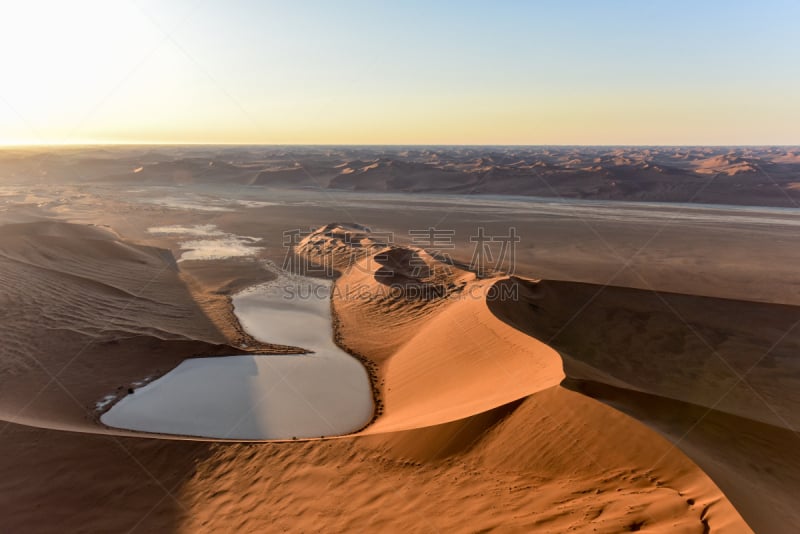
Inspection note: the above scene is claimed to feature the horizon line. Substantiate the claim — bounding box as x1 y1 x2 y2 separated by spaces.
2 142 799 149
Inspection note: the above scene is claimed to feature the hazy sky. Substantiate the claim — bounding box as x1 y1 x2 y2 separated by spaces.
1 0 799 145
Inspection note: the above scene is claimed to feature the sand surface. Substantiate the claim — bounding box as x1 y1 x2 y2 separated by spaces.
1 167 797 532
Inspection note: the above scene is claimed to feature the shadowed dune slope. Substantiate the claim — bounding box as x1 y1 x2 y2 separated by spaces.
488 277 800 428
487 276 800 533
568 379 800 534
0 221 243 432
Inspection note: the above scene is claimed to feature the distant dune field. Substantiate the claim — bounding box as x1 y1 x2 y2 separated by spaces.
2 145 800 207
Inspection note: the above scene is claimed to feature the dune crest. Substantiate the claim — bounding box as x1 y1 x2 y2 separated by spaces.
293 223 564 431
286 222 752 531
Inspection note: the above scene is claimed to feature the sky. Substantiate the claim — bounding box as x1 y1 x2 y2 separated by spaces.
1 0 799 146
